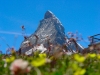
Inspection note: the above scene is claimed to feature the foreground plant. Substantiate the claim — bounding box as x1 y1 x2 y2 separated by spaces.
1 52 100 75
10 59 31 75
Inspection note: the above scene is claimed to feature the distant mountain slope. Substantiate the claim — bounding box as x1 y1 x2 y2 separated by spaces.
20 10 84 54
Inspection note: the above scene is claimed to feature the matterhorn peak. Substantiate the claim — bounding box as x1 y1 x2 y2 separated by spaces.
20 10 83 54
44 10 55 19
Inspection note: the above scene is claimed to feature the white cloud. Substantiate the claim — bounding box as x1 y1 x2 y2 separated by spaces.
0 31 30 36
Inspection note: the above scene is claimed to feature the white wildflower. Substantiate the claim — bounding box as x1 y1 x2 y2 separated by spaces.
10 59 31 75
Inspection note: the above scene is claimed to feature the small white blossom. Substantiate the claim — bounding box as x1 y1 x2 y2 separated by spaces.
3 59 7 68
10 59 31 75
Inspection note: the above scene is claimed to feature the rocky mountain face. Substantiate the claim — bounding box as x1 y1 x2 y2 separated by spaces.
21 10 66 46
20 10 84 54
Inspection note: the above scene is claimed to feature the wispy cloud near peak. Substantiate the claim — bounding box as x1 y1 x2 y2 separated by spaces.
0 31 30 36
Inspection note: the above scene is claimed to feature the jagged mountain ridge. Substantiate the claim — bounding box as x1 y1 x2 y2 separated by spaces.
20 10 83 54
22 10 66 46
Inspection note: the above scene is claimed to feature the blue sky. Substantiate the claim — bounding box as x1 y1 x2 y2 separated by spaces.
0 0 100 53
